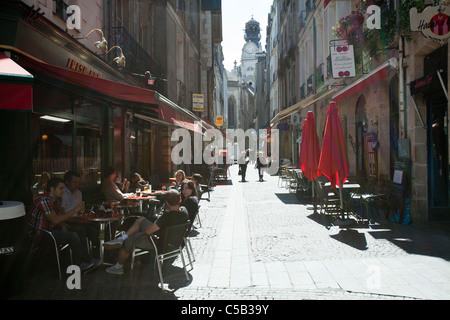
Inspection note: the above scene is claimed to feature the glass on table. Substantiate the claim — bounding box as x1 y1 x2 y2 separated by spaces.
136 188 141 196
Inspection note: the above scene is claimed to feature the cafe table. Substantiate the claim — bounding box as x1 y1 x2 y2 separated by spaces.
125 193 156 213
323 182 361 220
79 212 124 271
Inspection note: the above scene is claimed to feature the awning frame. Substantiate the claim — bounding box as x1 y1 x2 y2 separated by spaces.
332 57 398 103
270 88 337 126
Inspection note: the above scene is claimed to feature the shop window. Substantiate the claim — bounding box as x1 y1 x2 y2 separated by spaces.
31 114 73 196
77 124 102 188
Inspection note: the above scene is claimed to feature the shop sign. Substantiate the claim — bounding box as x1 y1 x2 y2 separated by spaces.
410 5 450 43
330 45 356 79
67 58 101 78
216 116 223 127
193 93 204 112
410 73 436 95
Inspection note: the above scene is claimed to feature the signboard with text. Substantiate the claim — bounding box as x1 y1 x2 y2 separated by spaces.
330 45 356 79
410 5 450 44
193 94 204 112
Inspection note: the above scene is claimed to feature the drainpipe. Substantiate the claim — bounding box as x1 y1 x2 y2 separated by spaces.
398 37 406 139
397 0 406 140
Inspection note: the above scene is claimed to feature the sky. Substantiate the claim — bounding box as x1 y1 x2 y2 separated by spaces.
221 0 274 71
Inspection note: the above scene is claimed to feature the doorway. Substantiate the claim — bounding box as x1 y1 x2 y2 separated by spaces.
427 97 449 221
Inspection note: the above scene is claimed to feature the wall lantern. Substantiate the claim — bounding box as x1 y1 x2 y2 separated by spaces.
77 28 108 53
77 29 126 68
107 46 126 67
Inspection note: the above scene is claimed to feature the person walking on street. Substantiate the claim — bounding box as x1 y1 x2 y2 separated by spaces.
239 150 249 182
256 153 266 182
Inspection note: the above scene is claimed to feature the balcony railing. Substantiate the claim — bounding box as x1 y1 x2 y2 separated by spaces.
307 74 314 94
300 83 306 100
315 63 324 87
327 55 332 79
110 27 162 79
53 0 71 22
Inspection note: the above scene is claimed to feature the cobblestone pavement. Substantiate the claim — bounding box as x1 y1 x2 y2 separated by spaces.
10 164 450 301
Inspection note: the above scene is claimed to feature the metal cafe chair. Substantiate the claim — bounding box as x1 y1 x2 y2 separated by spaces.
130 222 190 291
278 166 288 188
30 228 73 280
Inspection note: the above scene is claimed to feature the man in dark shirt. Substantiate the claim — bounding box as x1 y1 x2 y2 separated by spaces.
104 189 188 275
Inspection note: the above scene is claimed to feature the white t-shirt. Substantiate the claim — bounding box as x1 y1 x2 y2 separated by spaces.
61 186 83 216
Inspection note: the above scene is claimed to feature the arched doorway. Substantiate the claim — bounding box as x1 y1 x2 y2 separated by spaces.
355 95 367 178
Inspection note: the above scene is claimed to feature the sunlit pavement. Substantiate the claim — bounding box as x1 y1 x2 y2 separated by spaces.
11 165 450 300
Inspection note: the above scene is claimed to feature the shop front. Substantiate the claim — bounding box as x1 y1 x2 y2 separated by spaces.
409 45 449 221
0 0 213 204
331 58 398 186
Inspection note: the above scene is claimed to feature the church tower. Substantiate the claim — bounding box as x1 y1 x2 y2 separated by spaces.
240 16 263 86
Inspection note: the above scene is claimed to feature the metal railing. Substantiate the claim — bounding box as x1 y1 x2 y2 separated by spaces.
110 26 162 78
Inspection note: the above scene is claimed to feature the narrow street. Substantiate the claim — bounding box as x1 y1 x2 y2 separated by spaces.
14 164 450 300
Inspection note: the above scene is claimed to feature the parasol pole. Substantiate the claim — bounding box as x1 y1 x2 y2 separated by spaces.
312 178 317 214
337 172 344 220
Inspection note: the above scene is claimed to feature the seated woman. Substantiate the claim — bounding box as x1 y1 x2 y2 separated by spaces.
33 171 51 197
171 169 186 191
128 173 147 193
180 179 199 231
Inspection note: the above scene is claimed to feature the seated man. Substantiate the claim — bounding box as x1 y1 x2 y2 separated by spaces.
101 166 126 202
62 171 100 261
28 177 94 271
104 189 189 275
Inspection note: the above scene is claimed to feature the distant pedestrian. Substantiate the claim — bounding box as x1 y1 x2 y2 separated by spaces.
238 150 250 182
255 152 267 182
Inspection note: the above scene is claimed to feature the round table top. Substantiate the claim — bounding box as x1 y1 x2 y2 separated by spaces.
125 195 156 200
80 213 124 222
0 201 26 220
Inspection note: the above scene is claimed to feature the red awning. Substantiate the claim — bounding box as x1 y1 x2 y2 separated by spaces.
332 58 397 103
0 52 33 111
157 94 202 133
18 55 158 105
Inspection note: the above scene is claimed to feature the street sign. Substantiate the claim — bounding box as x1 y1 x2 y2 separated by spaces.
193 94 204 112
216 116 223 127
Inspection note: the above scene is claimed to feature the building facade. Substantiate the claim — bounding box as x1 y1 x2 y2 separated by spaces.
267 0 449 223
0 0 224 206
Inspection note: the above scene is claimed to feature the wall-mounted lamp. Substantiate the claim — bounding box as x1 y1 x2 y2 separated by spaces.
77 29 108 53
107 46 126 67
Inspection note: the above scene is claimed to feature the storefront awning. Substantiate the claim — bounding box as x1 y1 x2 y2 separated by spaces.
16 53 206 133
18 54 158 106
156 93 203 133
270 88 337 126
0 52 33 111
332 57 398 103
